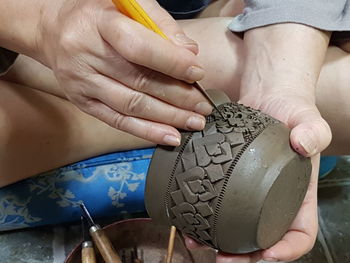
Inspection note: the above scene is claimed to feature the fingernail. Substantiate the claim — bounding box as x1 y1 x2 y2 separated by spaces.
264 258 279 262
186 66 205 82
186 116 206 130
175 33 198 47
194 101 213 115
163 135 181 146
299 131 317 156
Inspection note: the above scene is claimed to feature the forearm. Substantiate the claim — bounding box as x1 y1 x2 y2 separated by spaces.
0 0 46 57
240 23 331 104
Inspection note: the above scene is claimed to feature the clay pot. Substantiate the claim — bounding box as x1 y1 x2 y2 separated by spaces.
145 93 311 254
64 218 216 263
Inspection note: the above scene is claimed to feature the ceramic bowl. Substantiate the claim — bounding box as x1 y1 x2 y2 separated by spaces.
145 101 311 254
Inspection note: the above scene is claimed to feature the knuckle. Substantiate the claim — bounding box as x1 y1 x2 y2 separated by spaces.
125 38 147 63
143 124 154 142
155 16 174 31
59 29 80 52
55 59 86 81
167 109 183 127
111 18 128 42
164 49 193 78
111 112 126 130
123 91 146 116
133 69 155 92
111 20 144 61
76 96 96 114
181 90 197 108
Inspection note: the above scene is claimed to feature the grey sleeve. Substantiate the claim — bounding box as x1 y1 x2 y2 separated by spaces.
229 0 350 32
0 48 18 76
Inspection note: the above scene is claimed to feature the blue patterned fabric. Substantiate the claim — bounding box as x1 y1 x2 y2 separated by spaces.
0 148 155 231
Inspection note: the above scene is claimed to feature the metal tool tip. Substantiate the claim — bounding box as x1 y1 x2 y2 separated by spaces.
79 202 95 227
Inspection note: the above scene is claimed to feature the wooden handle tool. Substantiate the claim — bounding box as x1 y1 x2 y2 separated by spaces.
165 226 177 263
82 241 97 263
133 246 143 263
80 203 122 263
81 216 97 263
89 225 122 263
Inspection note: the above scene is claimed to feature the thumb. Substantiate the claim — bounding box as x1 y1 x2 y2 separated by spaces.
289 109 332 157
137 0 199 54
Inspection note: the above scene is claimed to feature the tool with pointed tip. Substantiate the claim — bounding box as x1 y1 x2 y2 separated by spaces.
133 246 142 263
80 203 122 263
81 216 97 263
165 225 177 263
112 0 227 120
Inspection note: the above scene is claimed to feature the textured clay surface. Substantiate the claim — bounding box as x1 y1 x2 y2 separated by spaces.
146 102 311 254
167 103 276 248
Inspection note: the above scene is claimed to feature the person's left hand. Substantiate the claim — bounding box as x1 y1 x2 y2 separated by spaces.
185 23 332 262
185 93 322 262
185 155 319 263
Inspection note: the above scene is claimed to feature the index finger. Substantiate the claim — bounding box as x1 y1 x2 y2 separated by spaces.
97 11 204 83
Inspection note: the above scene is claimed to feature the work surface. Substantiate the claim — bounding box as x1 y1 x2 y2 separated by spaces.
0 157 349 263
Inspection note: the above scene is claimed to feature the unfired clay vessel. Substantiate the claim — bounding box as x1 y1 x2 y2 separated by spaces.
145 91 311 254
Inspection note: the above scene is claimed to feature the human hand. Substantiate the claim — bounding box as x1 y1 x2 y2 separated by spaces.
184 84 324 262
229 23 331 262
185 156 319 263
36 0 213 146
240 23 332 157
185 23 331 262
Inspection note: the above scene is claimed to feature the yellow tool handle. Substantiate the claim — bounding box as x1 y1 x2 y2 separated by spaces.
112 0 168 39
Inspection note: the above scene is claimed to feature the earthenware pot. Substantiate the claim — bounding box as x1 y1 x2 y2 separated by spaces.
145 91 311 254
64 218 216 263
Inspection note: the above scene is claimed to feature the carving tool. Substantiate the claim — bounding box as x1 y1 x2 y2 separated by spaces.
80 203 122 263
165 225 177 263
111 0 227 120
133 246 142 263
81 216 97 263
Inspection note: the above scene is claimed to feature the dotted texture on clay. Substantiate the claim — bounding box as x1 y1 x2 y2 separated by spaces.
164 103 278 248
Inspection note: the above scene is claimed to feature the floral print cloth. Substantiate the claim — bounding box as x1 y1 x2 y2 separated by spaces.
0 148 155 231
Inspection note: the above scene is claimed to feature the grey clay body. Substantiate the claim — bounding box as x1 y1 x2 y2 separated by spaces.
146 100 311 254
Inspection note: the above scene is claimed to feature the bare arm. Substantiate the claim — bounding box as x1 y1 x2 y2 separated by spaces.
0 0 44 58
241 24 332 157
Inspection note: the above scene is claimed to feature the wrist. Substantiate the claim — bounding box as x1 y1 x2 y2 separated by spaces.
34 0 64 66
0 0 48 58
240 23 330 102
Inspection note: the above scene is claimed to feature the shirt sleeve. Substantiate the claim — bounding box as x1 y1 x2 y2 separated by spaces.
229 0 350 32
0 48 18 76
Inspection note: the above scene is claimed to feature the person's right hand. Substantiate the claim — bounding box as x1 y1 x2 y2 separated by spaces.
35 0 213 146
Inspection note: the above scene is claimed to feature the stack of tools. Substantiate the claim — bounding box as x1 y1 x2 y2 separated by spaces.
81 216 96 263
65 216 217 263
79 203 181 263
80 203 144 263
121 247 143 263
